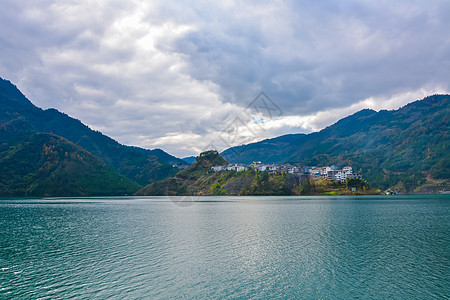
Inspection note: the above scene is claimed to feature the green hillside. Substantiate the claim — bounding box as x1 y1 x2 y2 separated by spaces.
222 95 450 193
135 150 377 196
136 150 228 195
0 133 141 196
0 77 183 186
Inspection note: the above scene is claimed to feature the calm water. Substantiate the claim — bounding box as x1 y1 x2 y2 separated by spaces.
0 195 449 299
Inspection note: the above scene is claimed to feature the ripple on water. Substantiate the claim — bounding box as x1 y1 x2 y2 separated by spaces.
0 196 449 299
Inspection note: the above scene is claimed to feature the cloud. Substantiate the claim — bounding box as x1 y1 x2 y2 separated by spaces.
174 0 450 111
0 0 449 157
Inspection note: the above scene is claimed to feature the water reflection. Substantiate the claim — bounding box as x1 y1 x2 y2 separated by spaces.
0 196 448 299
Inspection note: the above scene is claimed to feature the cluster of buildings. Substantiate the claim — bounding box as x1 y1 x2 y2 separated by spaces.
211 162 361 183
211 161 304 173
211 164 249 172
308 166 356 182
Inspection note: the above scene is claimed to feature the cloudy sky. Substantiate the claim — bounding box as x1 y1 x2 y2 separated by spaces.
1 0 449 157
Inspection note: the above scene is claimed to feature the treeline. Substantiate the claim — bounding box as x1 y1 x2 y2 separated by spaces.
297 177 375 196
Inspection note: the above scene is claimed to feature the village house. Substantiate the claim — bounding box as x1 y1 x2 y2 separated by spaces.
210 162 362 183
212 164 248 172
226 164 248 172
211 165 225 172
251 161 267 171
325 166 360 182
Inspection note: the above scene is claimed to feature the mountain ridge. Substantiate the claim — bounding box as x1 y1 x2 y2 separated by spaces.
0 77 184 187
1 77 448 195
222 95 449 192
0 132 140 196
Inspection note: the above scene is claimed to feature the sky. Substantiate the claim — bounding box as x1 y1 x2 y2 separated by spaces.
1 0 449 158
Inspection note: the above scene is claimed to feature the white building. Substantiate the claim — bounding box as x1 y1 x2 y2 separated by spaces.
343 166 352 175
211 165 225 172
309 167 320 175
251 161 267 171
267 164 278 171
326 166 356 182
226 164 248 172
211 164 249 172
258 165 267 171
320 166 332 175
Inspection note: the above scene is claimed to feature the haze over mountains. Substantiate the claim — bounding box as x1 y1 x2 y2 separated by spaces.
0 77 448 196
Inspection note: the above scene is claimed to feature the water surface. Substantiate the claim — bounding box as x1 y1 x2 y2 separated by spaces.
1 195 449 299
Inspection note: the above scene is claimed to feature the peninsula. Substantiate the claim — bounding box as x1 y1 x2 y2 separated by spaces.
135 150 380 196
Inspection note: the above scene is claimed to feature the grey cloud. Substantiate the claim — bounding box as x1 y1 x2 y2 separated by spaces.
172 0 450 114
1 0 449 157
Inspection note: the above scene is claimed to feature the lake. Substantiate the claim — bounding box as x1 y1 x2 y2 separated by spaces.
1 195 449 299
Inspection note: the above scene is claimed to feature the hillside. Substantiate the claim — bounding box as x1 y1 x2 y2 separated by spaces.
135 151 377 196
136 150 228 195
0 133 140 196
222 95 450 193
0 77 184 186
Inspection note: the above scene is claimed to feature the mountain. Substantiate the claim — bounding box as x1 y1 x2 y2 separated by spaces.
222 95 449 193
0 77 184 187
136 150 229 195
182 156 197 165
0 132 140 196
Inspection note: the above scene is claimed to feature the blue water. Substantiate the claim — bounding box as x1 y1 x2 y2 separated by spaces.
0 195 449 299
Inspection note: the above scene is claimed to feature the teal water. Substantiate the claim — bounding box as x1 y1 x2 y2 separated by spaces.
0 195 449 299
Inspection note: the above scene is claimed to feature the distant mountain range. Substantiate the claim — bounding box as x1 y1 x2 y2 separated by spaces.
222 95 449 192
0 77 184 196
181 156 197 165
1 76 448 196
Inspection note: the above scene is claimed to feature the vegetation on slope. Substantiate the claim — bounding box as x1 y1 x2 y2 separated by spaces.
136 151 377 196
136 150 227 195
0 77 182 186
0 133 141 196
296 178 375 196
222 95 450 193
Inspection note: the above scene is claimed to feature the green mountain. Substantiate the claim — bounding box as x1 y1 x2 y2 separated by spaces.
181 156 196 165
0 77 184 187
136 150 228 195
222 95 450 193
0 132 140 196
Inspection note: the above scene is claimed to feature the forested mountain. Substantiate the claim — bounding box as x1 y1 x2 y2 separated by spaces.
0 133 140 196
222 95 449 192
2 76 448 195
181 156 196 165
0 77 184 195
